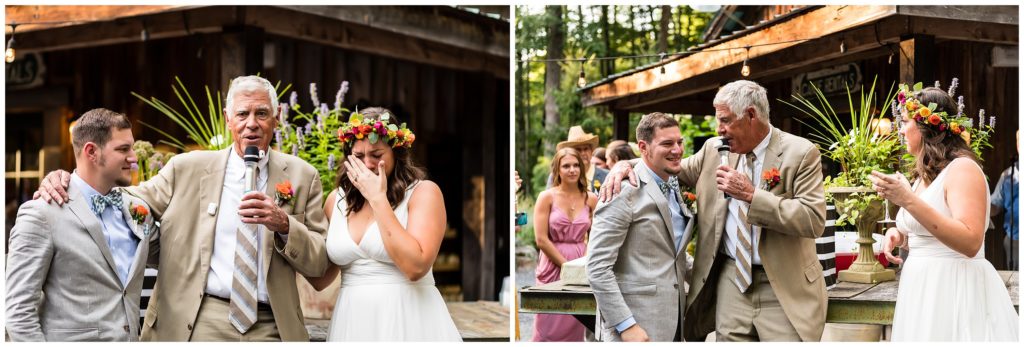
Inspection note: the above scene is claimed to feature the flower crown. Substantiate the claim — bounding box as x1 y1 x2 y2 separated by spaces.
894 79 994 155
336 111 416 151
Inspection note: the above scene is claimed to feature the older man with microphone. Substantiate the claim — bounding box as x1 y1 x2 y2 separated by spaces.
35 76 329 341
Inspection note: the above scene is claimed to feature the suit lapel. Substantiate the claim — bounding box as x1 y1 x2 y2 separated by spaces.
119 191 148 287
199 148 232 272
66 184 122 288
638 164 676 250
261 150 289 278
760 128 784 194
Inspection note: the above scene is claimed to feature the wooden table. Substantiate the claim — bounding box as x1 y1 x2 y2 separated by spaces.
518 271 1019 329
306 301 510 342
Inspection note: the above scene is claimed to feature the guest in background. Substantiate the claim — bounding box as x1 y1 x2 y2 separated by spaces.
991 130 1019 270
532 147 596 341
592 147 609 171
606 142 637 169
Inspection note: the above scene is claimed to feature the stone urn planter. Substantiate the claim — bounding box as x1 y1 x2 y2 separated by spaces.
829 186 895 283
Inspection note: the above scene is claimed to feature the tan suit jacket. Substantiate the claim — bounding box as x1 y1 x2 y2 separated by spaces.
680 128 827 341
135 148 329 341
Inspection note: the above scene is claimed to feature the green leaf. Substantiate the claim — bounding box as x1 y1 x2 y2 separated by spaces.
368 132 378 144
927 102 937 111
913 82 923 91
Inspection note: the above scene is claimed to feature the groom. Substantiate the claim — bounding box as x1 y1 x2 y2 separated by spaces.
34 76 329 341
587 112 694 342
6 109 157 341
602 80 827 341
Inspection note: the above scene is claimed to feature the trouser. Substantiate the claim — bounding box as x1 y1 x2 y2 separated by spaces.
1005 235 1019 271
716 258 801 342
190 295 280 341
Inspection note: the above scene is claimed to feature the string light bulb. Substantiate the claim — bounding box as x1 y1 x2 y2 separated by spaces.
740 46 751 77
659 52 667 75
5 23 17 63
577 70 586 88
839 38 846 54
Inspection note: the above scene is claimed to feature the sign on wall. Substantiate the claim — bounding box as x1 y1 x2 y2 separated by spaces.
791 63 862 99
6 52 46 90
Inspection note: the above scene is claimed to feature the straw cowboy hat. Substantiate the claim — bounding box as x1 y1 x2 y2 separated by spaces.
556 126 600 151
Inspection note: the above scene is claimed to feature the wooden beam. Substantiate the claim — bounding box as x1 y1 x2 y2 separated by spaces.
5 5 190 32
582 5 898 107
220 24 265 92
896 5 1017 26
899 35 936 86
277 6 508 59
5 6 508 79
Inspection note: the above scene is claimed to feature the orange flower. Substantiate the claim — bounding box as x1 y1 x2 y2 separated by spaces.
406 133 416 145
683 192 696 202
928 114 941 125
919 107 932 117
762 168 780 181
950 122 962 135
906 102 918 112
276 181 293 195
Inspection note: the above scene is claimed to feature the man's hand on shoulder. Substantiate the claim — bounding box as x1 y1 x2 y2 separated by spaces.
599 160 638 203
34 170 72 205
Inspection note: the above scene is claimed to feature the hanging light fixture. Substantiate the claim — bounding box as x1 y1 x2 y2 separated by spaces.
740 46 751 77
659 52 667 75
140 19 150 42
839 37 846 54
6 23 18 63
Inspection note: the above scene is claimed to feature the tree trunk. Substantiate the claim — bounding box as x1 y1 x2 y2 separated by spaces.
658 5 670 54
600 5 612 77
543 5 564 155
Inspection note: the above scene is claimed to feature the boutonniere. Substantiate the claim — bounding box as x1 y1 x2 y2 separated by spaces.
129 203 149 230
761 167 781 189
275 181 295 206
593 179 601 192
681 191 698 213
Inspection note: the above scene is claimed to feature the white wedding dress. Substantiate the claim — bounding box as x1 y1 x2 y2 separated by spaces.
325 181 462 341
891 158 1018 341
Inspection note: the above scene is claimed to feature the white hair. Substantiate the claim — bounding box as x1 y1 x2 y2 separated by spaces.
713 80 770 125
224 75 278 116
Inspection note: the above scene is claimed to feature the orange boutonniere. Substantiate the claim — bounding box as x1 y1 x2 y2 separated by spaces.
682 191 698 212
761 167 781 190
129 203 148 225
275 181 295 206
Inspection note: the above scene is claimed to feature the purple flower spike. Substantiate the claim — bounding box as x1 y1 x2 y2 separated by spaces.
292 145 298 156
310 83 320 107
319 103 329 128
289 91 298 108
274 128 282 146
335 81 349 110
328 153 336 171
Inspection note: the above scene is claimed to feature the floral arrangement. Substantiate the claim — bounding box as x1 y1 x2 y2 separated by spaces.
761 167 781 190
132 140 176 182
129 203 148 225
681 190 697 212
895 79 995 158
337 111 415 152
275 82 350 193
275 181 295 207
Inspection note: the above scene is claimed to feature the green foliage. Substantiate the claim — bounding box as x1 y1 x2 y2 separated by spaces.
276 83 350 194
131 76 292 151
780 76 903 226
531 155 552 195
515 6 713 203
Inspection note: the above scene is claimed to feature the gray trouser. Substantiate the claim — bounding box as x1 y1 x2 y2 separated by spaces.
1005 235 1019 271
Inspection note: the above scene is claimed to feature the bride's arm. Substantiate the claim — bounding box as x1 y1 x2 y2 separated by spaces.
372 181 447 282
900 160 988 257
306 189 342 291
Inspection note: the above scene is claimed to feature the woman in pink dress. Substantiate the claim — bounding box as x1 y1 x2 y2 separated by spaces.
531 147 597 341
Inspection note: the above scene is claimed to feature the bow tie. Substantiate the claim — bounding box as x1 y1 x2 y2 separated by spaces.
659 176 681 202
91 189 123 215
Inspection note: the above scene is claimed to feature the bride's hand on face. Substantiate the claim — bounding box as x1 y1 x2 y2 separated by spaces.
345 155 388 205
870 170 913 207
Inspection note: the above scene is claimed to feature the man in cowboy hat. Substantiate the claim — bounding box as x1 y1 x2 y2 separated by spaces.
548 126 609 193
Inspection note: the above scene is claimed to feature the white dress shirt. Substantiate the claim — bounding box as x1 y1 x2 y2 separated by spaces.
205 150 270 303
723 127 772 265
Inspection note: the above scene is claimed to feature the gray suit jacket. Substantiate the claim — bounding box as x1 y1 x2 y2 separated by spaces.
586 162 694 341
6 183 157 341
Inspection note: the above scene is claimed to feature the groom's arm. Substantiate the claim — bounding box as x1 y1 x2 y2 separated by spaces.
586 183 637 333
5 201 54 341
747 144 826 238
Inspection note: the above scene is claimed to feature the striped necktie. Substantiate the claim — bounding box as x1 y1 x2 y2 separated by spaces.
733 153 756 293
229 169 260 334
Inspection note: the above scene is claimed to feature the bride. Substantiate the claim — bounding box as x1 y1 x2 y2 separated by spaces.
308 107 461 341
871 85 1018 341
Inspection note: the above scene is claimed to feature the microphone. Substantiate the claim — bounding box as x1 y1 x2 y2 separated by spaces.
243 146 260 193
717 138 732 199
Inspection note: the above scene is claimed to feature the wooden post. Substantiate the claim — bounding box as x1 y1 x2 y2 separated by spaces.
612 109 630 141
220 24 265 91
898 35 936 85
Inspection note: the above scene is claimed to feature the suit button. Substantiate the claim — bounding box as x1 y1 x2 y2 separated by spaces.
187 324 193 331
673 284 679 289
124 325 130 332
